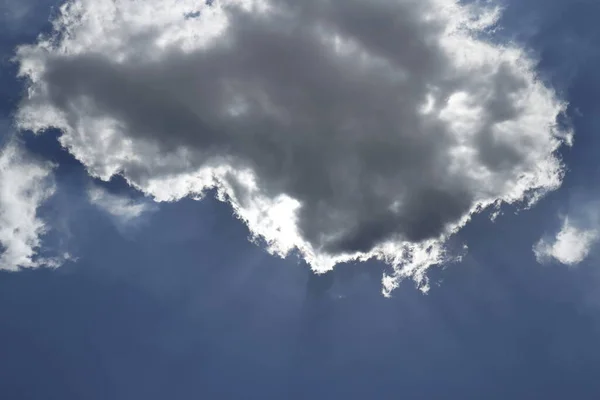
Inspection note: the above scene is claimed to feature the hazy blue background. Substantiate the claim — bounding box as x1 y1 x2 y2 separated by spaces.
1 0 600 398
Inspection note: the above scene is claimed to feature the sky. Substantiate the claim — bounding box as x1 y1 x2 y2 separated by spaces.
1 0 600 398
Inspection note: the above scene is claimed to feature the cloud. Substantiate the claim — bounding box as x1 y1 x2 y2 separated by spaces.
88 185 156 223
533 217 598 266
14 0 570 294
0 141 56 270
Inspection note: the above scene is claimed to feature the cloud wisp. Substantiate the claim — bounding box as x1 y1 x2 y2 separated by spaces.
15 0 571 294
88 185 156 224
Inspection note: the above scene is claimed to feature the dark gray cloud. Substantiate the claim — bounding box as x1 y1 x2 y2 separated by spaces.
15 0 570 293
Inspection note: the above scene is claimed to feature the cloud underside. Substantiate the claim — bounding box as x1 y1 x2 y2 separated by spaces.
534 218 598 266
0 142 55 270
16 0 570 294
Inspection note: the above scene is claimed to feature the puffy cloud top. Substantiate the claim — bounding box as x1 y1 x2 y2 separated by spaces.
15 0 570 293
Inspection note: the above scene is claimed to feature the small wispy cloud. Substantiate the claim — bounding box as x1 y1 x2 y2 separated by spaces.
533 217 599 266
87 185 156 224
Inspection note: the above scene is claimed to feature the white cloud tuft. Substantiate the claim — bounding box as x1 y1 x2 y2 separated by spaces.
88 185 155 223
534 217 598 266
0 141 56 270
534 216 599 266
15 0 571 293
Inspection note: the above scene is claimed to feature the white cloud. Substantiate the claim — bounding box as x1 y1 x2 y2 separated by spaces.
88 185 155 223
534 217 598 266
15 0 571 294
0 141 56 270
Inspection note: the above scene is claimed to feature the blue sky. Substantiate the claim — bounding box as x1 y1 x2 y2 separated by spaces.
1 0 600 398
